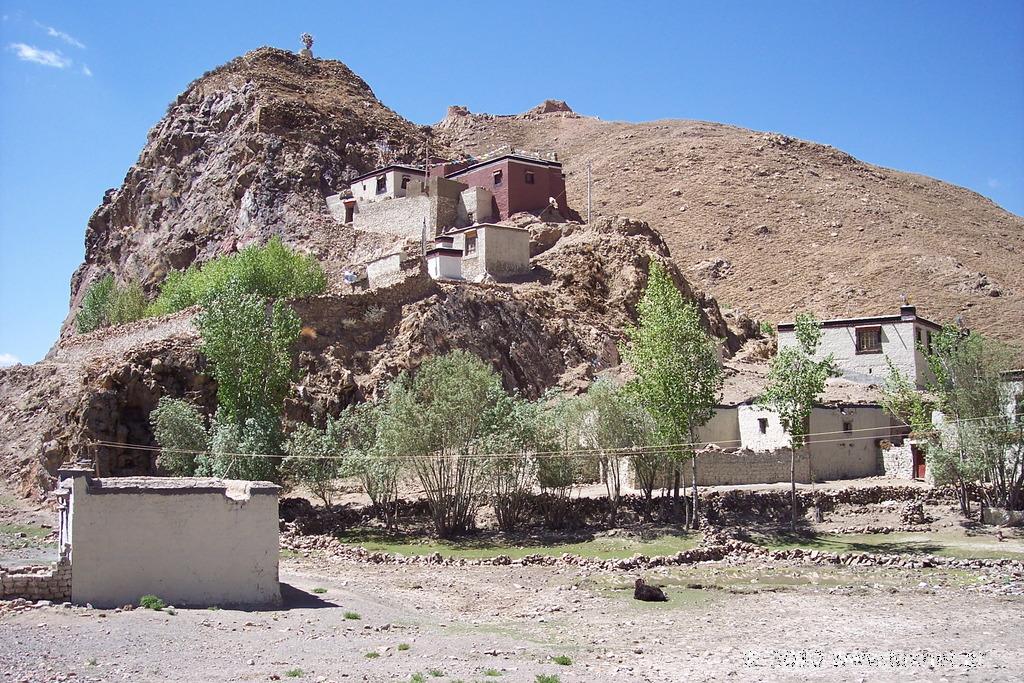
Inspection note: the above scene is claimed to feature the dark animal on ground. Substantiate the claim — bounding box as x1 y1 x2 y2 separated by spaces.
634 578 668 602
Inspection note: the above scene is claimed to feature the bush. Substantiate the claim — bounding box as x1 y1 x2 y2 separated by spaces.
148 236 326 316
76 275 147 333
139 594 165 611
150 397 209 476
195 409 283 482
283 423 341 508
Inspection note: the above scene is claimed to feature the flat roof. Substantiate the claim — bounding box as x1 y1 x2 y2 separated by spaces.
70 477 279 496
446 223 530 235
777 311 941 333
426 247 463 256
349 164 425 184
446 153 562 179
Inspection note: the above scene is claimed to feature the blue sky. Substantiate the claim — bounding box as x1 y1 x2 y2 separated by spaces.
1 1 1022 365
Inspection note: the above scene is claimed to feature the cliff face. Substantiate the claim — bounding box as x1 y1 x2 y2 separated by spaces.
438 106 1024 352
62 47 440 343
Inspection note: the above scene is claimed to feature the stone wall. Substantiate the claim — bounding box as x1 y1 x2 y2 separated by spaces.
0 547 71 602
625 448 811 489
352 195 430 240
882 442 915 479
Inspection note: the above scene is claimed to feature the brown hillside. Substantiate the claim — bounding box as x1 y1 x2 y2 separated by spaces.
438 106 1024 352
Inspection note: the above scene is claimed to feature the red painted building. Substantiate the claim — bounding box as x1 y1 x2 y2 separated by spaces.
443 153 568 221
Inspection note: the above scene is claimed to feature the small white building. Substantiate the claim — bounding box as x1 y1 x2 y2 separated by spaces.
446 223 531 281
56 469 281 609
777 305 940 388
349 164 425 205
426 246 464 280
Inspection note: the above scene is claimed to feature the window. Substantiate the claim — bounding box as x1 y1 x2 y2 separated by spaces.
465 232 477 255
843 421 853 434
915 327 922 345
758 418 768 435
524 170 535 185
400 175 411 190
375 175 387 194
926 330 933 354
344 204 354 223
855 325 882 354
492 169 503 186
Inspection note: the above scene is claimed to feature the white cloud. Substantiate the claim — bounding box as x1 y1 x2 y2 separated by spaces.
0 353 20 368
8 42 71 68
81 63 92 77
36 22 85 49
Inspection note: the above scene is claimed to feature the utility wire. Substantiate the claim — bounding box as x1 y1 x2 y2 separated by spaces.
88 411 1023 463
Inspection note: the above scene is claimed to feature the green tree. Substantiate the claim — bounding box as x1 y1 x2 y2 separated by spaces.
620 260 723 527
758 313 838 530
576 380 654 526
149 397 209 475
192 278 301 482
923 326 1021 516
148 236 326 316
283 423 341 508
533 393 587 530
376 351 504 537
480 392 539 533
76 275 148 333
330 403 401 529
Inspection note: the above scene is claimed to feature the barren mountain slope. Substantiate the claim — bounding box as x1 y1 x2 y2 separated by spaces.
439 106 1024 351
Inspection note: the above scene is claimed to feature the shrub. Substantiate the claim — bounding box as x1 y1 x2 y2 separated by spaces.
364 651 380 659
551 655 572 666
331 403 400 529
285 668 304 678
483 669 501 677
397 643 411 651
344 611 361 620
76 275 147 333
148 236 326 316
377 352 505 537
194 408 283 482
428 670 444 677
139 595 166 611
759 320 776 337
283 424 341 508
311 587 327 594
535 676 560 683
150 397 209 476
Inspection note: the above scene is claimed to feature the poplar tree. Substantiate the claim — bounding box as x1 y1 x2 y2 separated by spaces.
758 313 838 530
620 260 723 528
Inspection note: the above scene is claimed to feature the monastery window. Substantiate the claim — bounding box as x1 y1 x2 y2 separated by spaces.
926 330 933 354
758 418 768 435
493 169 503 186
376 175 387 194
855 325 882 354
401 175 411 190
525 170 535 185
843 421 853 434
465 232 478 255
915 327 922 345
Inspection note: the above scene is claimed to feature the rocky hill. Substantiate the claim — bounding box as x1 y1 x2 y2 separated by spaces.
437 104 1024 351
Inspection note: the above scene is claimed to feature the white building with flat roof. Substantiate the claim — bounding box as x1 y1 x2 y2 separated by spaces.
777 305 941 388
349 164 425 205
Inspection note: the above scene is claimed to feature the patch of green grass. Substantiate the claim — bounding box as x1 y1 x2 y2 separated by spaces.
285 668 304 678
364 651 380 659
428 669 444 677
409 674 425 683
551 655 572 666
0 523 49 539
344 611 361 620
86 657 97 667
206 605 221 611
311 587 327 594
279 549 301 560
753 531 1024 561
332 529 701 561
139 595 165 611
397 643 411 651
483 669 502 677
536 675 560 683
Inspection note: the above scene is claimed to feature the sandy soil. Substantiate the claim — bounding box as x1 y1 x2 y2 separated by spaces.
2 552 1022 683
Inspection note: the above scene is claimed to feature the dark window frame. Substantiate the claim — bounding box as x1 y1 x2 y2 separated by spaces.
524 170 535 185
492 169 503 186
375 175 387 194
758 418 768 435
855 325 883 354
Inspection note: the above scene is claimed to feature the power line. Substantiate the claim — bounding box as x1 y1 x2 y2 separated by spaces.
87 411 1023 463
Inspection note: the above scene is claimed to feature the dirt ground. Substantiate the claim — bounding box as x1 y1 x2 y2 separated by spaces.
1 552 1022 682
2 481 1023 682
